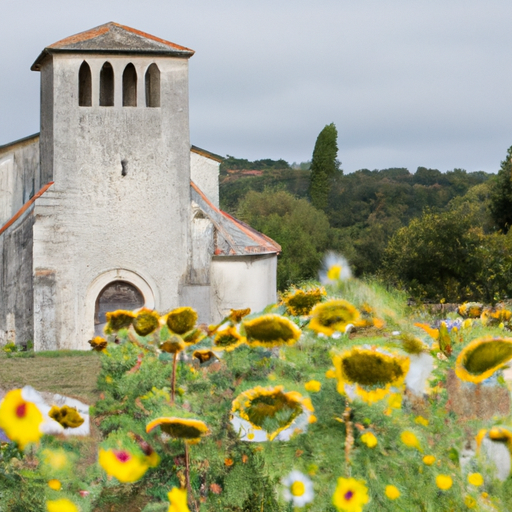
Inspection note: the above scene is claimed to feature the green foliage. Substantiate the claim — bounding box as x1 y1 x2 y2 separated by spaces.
237 189 335 289
489 145 512 232
308 123 341 210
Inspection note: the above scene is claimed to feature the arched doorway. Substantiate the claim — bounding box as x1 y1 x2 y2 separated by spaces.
94 281 144 336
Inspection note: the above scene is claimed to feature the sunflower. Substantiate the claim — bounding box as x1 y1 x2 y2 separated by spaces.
182 328 205 345
308 300 360 337
88 336 108 352
231 386 313 441
49 405 84 429
455 336 512 384
165 307 198 335
133 309 160 336
104 310 136 333
46 499 79 512
98 447 150 483
0 389 43 450
160 335 186 354
281 287 326 316
332 477 369 512
282 470 314 507
146 417 209 443
192 350 219 365
243 314 302 348
213 325 245 351
332 347 410 405
167 487 190 512
228 308 251 323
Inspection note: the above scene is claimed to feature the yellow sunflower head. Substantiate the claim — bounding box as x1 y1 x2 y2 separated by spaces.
49 405 84 429
159 335 186 354
243 314 302 348
165 307 198 335
182 327 205 345
213 325 246 351
332 477 370 512
98 447 150 483
231 386 313 441
281 287 326 317
308 299 360 337
146 417 210 443
332 347 410 403
88 336 108 352
104 310 136 333
132 309 160 336
455 336 512 384
0 389 43 450
228 308 251 324
192 350 219 365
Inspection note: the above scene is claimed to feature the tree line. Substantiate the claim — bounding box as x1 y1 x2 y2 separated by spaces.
221 125 512 303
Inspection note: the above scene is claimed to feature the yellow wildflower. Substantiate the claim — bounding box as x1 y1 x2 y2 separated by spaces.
167 487 190 512
400 431 421 451
0 389 43 450
41 449 69 471
88 336 107 352
49 405 84 429
436 475 452 490
422 455 435 466
415 416 429 427
48 479 62 491
360 432 377 448
308 415 317 424
385 485 400 500
464 495 477 508
332 477 369 512
98 448 150 483
46 499 79 512
326 369 336 379
468 473 484 487
304 380 321 392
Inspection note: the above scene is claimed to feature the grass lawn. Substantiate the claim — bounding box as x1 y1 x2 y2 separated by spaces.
0 350 102 405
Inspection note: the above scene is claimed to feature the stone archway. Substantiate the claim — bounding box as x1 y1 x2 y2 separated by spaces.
94 281 144 336
86 268 157 342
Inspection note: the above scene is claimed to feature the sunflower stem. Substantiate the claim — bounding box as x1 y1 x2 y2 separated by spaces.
184 442 198 512
171 352 178 405
343 400 353 476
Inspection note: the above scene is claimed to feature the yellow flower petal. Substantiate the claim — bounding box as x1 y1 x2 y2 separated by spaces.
98 448 149 483
168 487 190 512
46 499 79 512
385 485 400 500
436 475 453 490
48 479 62 491
146 417 209 441
468 473 484 487
332 477 370 512
304 380 322 392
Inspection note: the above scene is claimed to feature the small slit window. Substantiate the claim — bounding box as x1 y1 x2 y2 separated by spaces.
123 64 137 107
78 61 92 107
100 62 114 107
145 63 160 107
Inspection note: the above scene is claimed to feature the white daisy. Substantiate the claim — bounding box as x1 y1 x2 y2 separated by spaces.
282 470 314 507
319 252 352 285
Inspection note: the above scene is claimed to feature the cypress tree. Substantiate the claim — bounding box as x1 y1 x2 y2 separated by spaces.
308 123 340 210
489 145 512 232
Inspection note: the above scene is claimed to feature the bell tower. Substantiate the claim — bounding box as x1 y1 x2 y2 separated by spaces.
30 23 195 349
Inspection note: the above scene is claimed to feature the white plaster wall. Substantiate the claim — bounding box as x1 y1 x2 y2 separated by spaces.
0 156 13 226
210 254 277 322
190 152 219 207
33 53 192 350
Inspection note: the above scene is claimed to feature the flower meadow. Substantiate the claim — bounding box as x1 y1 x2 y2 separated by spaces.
2 256 512 511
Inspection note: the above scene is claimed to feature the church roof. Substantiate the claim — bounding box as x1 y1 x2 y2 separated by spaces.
191 182 281 256
32 22 194 71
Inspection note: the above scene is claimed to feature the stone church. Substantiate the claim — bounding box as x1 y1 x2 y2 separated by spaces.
0 22 279 351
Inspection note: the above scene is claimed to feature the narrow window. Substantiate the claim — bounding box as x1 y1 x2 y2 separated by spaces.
145 63 160 107
122 64 137 107
78 61 92 106
100 62 114 107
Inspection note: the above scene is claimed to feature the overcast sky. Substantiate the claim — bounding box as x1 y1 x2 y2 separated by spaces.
1 0 512 173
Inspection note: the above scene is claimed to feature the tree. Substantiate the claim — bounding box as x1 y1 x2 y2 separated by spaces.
237 189 333 290
308 123 341 210
489 145 512 232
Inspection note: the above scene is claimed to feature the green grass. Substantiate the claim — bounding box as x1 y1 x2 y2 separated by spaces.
0 350 101 404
